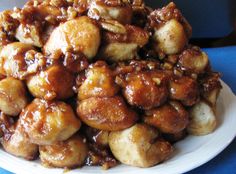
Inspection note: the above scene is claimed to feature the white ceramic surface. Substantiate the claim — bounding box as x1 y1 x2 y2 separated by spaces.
0 81 236 174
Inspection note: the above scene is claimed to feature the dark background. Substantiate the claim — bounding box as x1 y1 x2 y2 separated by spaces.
145 0 236 47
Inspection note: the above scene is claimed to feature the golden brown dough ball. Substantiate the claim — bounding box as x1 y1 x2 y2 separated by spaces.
169 76 199 106
18 98 81 145
0 42 44 79
1 127 39 160
187 100 217 136
27 65 74 100
15 24 43 47
199 72 222 108
153 19 188 56
0 77 28 116
78 61 119 100
144 101 189 134
109 124 173 168
1 113 38 160
39 135 88 168
88 0 133 24
77 96 138 131
44 16 100 59
148 2 192 56
100 42 138 61
178 47 209 74
99 24 149 61
121 71 168 110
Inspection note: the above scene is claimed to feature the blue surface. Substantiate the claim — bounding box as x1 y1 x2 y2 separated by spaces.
0 46 236 174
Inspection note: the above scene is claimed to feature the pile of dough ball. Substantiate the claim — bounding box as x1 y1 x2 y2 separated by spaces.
0 0 222 170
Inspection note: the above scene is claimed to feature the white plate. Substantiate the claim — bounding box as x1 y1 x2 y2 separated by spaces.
0 1 236 174
0 80 236 174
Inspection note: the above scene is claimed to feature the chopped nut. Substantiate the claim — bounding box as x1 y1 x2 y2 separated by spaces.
152 77 161 85
67 7 77 20
163 62 173 70
33 0 39 7
25 50 36 61
100 19 127 34
115 76 126 87
61 8 67 16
